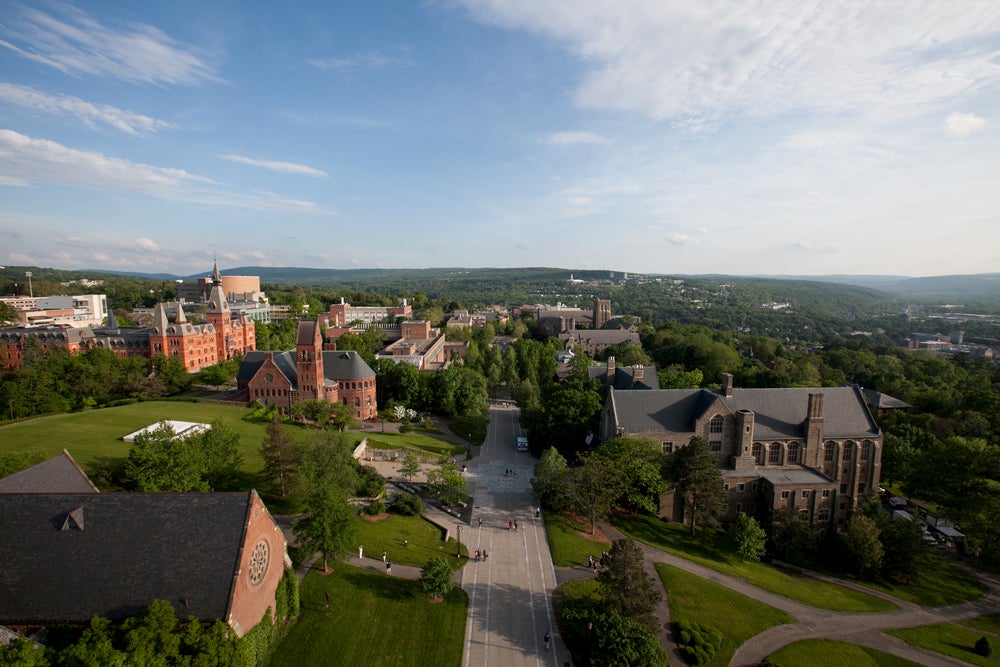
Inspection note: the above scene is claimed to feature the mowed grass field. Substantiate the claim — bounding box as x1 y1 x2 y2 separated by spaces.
0 401 352 480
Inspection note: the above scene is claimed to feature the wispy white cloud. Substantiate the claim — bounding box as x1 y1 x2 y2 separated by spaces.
664 232 700 246
542 130 607 145
944 112 986 138
0 4 218 85
783 241 841 254
460 1 1000 129
0 129 213 192
218 154 328 177
0 83 174 135
307 51 414 71
0 130 319 214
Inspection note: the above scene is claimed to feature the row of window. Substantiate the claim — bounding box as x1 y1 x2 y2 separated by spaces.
733 504 832 523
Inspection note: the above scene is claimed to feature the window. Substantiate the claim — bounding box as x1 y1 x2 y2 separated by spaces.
787 442 800 464
822 489 830 498
724 483 730 491
801 490 810 499
858 483 866 494
768 443 782 465
751 482 758 492
780 490 790 499
861 441 872 461
824 441 837 461
843 441 854 461
752 442 764 465
709 415 724 452
662 442 674 454
737 483 745 491
840 484 848 494
817 509 830 521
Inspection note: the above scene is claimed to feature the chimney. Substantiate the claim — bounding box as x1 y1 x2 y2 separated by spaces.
632 365 643 386
808 393 824 420
721 373 734 397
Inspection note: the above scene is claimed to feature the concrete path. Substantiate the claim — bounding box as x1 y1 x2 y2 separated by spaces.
600 521 1000 666
459 404 567 666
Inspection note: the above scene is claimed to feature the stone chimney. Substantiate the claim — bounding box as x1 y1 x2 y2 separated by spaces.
607 356 616 384
632 365 643 386
732 409 757 470
721 372 734 397
804 393 824 467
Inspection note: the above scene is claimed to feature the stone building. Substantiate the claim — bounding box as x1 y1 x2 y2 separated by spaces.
600 373 882 530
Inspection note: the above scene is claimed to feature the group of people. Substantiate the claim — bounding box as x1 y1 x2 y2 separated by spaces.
473 549 489 561
587 551 611 573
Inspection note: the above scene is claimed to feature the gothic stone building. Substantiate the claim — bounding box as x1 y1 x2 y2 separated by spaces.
238 319 378 420
600 374 882 530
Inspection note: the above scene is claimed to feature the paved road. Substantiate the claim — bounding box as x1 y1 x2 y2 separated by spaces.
458 404 567 666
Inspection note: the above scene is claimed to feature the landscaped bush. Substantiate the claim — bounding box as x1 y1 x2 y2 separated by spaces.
356 466 386 497
392 492 424 516
975 635 992 657
363 500 387 516
399 423 411 433
675 621 723 665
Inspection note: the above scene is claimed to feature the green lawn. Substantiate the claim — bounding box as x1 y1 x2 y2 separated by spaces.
862 557 986 606
544 511 610 567
656 564 793 667
269 565 467 667
356 514 468 568
765 639 921 667
612 514 897 613
886 623 1000 666
365 431 467 458
963 614 1000 636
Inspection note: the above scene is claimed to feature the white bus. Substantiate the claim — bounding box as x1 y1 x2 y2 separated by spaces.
516 436 529 452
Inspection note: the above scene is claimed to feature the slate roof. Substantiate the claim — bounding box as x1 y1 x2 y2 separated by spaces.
862 388 912 410
0 450 99 494
588 365 660 390
610 385 879 440
238 349 375 388
0 492 254 624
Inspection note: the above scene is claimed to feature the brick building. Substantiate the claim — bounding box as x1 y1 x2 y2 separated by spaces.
0 263 255 372
600 374 882 531
238 319 378 420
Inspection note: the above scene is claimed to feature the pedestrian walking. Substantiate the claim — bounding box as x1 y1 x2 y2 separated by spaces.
403 539 408 548
483 549 488 560
544 632 550 650
508 519 512 530
514 520 517 531
386 561 392 575
382 550 387 563
358 545 363 559
588 554 594 568
475 549 480 561
478 516 482 528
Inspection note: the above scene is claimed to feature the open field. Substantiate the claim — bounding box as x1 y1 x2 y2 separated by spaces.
355 514 468 569
612 514 897 613
886 623 1000 666
544 511 610 568
269 564 467 667
657 564 793 667
764 639 921 667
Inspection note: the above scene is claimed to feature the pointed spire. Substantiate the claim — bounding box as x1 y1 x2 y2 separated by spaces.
212 259 221 286
175 302 187 324
153 303 169 332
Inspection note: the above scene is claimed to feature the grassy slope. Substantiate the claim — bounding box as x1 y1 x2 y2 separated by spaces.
355 514 467 568
269 565 467 667
765 639 920 667
612 514 897 613
544 511 610 568
886 624 999 667
656 564 793 667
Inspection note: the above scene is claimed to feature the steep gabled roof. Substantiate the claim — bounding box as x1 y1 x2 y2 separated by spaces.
323 350 375 381
0 450 99 494
610 385 879 441
0 492 254 624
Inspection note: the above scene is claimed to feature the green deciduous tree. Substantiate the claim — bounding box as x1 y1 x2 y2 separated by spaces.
399 450 421 482
125 423 208 493
841 514 884 579
531 447 571 510
420 557 455 600
261 415 296 498
295 484 358 572
595 436 666 515
664 437 727 534
426 458 468 506
197 420 243 491
569 452 624 535
728 513 766 562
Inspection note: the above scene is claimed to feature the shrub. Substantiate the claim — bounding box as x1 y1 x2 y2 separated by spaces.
399 423 411 434
391 492 424 516
975 636 992 657
674 621 722 665
356 466 387 497
363 500 387 516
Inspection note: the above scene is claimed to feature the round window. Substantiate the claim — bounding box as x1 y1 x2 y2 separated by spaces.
248 540 269 586
265 373 274 383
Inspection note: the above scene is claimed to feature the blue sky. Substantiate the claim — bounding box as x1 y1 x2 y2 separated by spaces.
1 1 998 277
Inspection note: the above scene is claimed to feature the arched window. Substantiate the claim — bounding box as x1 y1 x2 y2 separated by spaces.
752 442 764 465
768 443 782 465
787 442 800 464
824 441 836 462
860 441 872 461
843 441 854 461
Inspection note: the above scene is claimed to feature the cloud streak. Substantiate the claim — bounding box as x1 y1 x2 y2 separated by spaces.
308 51 414 71
0 4 218 85
542 130 607 145
944 112 986 138
218 154 328 177
0 83 174 135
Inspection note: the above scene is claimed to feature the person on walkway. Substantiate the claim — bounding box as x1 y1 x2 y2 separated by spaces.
483 549 488 560
508 519 513 530
588 554 594 568
386 561 392 575
358 545 363 559
544 632 550 650
382 550 387 563
478 516 482 528
475 549 480 561
514 520 518 531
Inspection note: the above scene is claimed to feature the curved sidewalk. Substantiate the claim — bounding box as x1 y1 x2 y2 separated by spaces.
601 522 1000 666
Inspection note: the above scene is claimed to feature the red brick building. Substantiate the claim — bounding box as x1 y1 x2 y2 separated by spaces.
238 319 378 420
0 262 255 372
